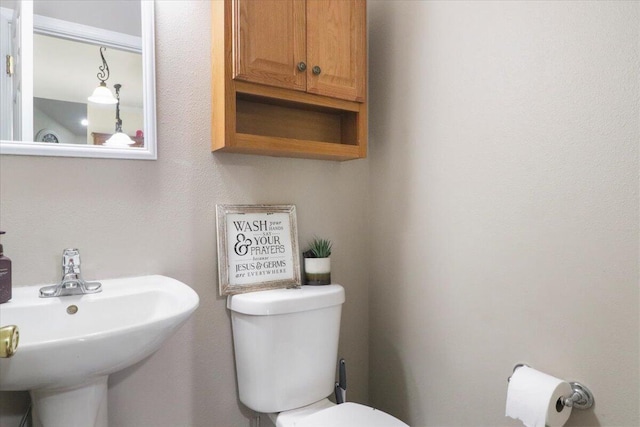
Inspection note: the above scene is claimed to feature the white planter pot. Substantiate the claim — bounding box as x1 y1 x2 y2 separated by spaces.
304 257 331 285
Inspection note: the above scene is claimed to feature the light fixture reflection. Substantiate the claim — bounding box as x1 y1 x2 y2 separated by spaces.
104 132 134 147
88 47 117 105
104 83 134 147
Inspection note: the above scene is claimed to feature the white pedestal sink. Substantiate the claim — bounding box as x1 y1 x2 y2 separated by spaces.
0 275 199 427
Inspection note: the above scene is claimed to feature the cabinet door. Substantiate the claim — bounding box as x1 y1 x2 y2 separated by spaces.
306 0 366 102
233 0 306 91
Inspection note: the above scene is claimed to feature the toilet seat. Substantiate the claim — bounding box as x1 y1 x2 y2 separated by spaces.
272 400 409 427
298 403 409 427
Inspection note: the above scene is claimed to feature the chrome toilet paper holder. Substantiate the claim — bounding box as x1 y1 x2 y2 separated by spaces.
508 364 595 411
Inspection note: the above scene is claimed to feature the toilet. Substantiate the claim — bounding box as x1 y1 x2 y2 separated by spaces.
227 284 408 427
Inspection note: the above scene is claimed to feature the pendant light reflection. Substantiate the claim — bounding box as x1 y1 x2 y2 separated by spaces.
87 47 118 105
104 84 135 147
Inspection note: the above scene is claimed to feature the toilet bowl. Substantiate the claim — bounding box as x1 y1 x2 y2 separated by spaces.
227 285 409 426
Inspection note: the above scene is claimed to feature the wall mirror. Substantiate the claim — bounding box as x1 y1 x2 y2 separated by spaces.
0 0 156 160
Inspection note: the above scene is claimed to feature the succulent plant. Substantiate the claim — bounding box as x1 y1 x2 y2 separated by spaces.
304 237 332 258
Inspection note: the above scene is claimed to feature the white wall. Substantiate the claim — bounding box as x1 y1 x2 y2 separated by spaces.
0 1 370 426
368 1 639 426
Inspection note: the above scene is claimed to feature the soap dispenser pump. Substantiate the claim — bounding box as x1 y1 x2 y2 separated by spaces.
0 231 12 303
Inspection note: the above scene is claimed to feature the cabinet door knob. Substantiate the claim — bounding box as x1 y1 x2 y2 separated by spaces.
297 62 307 72
312 65 322 75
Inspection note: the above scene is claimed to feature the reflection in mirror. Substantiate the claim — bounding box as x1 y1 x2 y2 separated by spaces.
0 0 156 159
34 98 86 144
34 35 143 146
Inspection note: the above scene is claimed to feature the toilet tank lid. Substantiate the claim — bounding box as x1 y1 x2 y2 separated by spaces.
297 403 409 427
227 284 345 315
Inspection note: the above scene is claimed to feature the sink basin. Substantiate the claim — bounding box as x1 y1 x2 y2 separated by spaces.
0 275 199 426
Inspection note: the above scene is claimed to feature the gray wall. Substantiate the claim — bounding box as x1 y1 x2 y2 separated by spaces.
1 1 639 427
368 1 639 426
0 1 370 426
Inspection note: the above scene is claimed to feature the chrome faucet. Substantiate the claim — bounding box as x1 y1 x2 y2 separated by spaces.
39 249 102 297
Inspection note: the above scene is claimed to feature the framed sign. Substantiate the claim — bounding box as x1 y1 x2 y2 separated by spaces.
216 204 301 295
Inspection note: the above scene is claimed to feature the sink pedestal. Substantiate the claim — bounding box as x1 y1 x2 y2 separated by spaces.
31 376 108 427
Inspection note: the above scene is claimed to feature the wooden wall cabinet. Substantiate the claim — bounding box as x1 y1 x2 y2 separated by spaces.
212 0 367 161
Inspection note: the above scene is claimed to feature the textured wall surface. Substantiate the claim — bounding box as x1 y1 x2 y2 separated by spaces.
2 1 639 427
368 1 639 426
0 1 370 426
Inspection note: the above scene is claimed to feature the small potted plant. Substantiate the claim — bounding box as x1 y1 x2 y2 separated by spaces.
303 237 332 285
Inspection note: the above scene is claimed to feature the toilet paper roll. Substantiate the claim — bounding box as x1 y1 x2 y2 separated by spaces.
505 366 573 427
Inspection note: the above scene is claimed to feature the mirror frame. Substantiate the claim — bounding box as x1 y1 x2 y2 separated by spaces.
0 1 157 160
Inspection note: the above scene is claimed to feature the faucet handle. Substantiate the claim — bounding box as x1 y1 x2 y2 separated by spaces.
62 248 81 267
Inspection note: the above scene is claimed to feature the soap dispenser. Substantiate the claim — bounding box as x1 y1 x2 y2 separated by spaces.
0 231 12 303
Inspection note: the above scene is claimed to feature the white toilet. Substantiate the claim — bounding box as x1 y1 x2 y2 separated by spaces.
227 284 408 427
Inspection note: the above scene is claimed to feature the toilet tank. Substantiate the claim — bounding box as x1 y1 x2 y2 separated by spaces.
227 285 345 414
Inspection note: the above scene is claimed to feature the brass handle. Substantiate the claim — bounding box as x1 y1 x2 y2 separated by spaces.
0 325 19 358
297 61 307 72
312 65 321 75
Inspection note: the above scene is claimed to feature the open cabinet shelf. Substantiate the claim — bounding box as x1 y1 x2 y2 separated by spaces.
232 92 364 160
